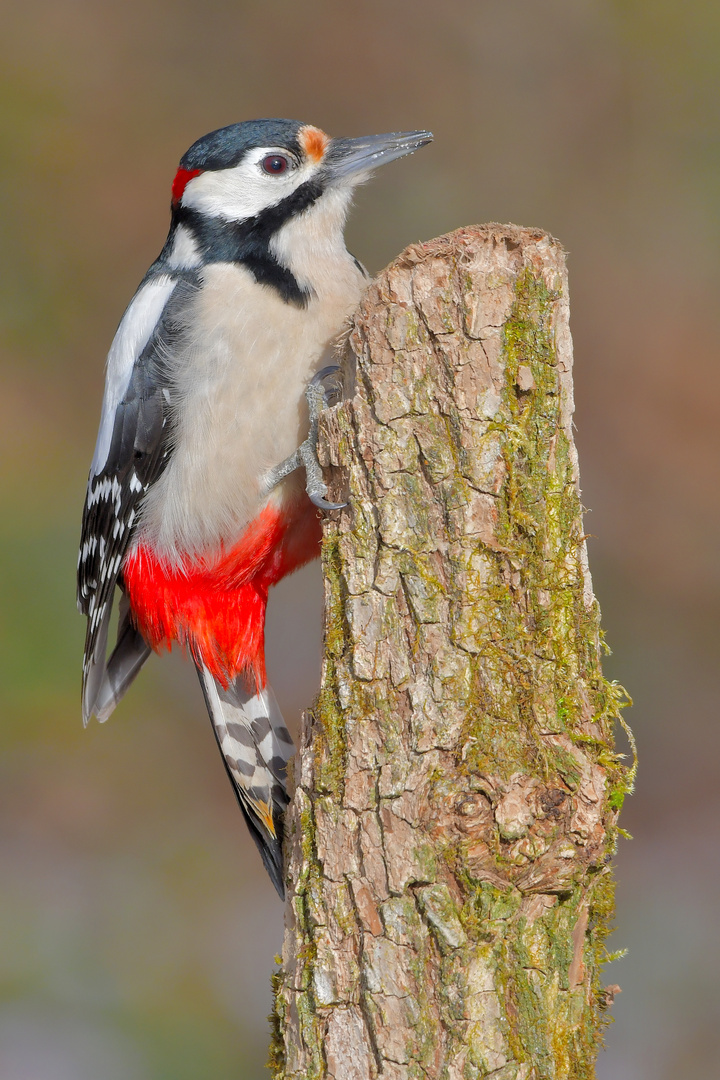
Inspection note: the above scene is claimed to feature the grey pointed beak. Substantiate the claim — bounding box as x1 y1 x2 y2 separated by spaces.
326 129 433 180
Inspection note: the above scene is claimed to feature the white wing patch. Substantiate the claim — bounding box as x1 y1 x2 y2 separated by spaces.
90 274 177 475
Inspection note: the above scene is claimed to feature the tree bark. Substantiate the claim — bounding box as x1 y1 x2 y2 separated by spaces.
270 225 633 1080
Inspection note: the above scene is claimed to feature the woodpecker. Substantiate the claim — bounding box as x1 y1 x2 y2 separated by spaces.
77 119 432 896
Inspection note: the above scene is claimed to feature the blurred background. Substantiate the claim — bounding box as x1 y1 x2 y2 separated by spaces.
1 1 718 1076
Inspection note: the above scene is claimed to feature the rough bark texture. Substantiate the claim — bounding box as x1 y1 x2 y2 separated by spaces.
270 225 633 1080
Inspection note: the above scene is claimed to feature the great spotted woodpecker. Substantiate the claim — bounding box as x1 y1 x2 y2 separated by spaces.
77 119 432 896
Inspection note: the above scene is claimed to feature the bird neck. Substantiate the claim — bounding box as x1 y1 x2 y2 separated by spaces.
160 181 355 308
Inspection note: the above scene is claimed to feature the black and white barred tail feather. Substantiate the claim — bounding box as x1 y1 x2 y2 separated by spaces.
196 666 294 897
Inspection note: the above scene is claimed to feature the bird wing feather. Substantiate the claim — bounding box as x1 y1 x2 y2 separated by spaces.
77 273 196 722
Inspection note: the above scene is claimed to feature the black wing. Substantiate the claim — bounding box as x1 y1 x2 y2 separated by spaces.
77 273 194 722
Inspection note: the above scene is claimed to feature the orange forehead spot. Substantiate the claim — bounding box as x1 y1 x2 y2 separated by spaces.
299 125 329 163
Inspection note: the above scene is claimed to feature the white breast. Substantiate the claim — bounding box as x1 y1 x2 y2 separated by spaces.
138 198 365 559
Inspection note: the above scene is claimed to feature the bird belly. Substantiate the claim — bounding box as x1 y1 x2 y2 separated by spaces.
124 497 322 687
137 260 363 559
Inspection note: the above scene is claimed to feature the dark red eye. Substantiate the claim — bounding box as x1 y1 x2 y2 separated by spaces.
261 154 289 175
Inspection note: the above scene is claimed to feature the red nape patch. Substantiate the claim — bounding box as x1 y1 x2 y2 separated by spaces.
171 167 202 205
123 500 322 689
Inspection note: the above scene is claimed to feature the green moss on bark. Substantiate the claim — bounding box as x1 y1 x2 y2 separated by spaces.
313 535 349 799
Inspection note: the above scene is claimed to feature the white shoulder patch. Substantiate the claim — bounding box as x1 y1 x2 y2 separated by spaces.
90 274 177 475
166 226 202 270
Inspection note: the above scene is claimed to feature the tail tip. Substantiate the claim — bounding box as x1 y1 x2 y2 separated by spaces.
261 839 286 900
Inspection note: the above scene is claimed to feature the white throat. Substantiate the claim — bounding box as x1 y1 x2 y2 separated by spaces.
270 187 355 295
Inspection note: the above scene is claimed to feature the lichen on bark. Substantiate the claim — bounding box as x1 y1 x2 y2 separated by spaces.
270 225 632 1080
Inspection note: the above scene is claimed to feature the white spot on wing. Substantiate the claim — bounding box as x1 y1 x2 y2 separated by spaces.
87 476 111 507
90 275 177 475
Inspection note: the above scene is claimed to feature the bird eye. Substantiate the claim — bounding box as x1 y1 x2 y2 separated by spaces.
261 154 290 175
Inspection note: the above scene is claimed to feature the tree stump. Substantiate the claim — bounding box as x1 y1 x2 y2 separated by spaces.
270 225 632 1080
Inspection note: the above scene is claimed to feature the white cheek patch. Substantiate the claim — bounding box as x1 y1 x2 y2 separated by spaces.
181 148 320 222
91 275 177 475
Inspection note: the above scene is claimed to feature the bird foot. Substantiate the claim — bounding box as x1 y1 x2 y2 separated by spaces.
261 366 347 509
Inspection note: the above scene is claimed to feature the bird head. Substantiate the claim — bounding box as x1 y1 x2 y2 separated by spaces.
170 119 433 223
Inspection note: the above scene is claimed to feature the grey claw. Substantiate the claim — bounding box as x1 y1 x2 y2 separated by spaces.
311 364 342 388
309 365 343 411
310 493 348 511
